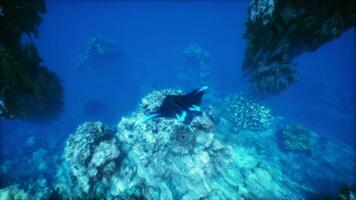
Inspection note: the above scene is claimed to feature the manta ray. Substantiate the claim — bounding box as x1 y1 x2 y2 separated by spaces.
134 86 208 127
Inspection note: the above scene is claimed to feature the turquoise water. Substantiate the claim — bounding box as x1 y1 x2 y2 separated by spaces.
0 1 355 199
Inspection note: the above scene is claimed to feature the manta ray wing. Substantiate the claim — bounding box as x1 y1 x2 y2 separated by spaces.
134 86 208 127
157 86 208 123
155 95 184 117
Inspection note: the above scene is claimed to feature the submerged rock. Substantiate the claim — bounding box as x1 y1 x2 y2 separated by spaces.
243 0 356 93
58 122 121 198
0 178 52 200
0 185 29 200
0 1 64 122
115 113 231 199
0 134 60 187
51 89 355 199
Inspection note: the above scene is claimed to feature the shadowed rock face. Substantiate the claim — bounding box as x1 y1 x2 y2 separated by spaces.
242 0 356 94
0 0 64 122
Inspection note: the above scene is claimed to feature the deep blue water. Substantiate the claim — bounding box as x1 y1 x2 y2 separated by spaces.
0 1 355 198
2 1 251 142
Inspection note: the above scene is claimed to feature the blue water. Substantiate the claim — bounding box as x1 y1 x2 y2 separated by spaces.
2 1 250 139
0 1 355 199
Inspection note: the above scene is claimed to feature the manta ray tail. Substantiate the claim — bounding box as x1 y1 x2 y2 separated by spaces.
134 113 160 128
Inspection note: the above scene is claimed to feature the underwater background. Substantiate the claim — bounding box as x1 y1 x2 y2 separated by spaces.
0 1 355 199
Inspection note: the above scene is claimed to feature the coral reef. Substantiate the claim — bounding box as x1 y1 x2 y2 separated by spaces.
190 113 215 133
55 89 237 199
230 128 355 199
0 0 46 46
54 109 354 199
76 36 120 67
0 178 52 200
58 122 121 198
0 0 64 122
0 45 64 122
279 123 319 152
0 185 29 199
3 88 354 199
242 0 356 93
0 135 60 186
223 95 274 132
113 114 227 199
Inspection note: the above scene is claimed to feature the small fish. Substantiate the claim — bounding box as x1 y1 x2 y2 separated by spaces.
134 86 208 127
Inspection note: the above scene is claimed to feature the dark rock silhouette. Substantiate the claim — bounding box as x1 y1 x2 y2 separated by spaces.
0 0 64 122
242 0 356 94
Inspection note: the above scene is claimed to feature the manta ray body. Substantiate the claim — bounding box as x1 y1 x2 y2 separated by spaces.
134 86 208 127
